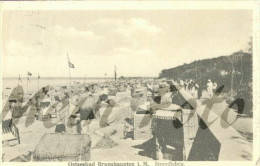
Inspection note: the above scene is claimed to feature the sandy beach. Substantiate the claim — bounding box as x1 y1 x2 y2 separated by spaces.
2 82 253 161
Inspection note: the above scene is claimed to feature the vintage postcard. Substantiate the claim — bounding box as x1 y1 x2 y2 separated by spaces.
0 1 259 166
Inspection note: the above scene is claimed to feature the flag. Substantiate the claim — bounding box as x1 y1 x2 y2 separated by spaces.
27 76 30 82
38 74 40 79
27 72 32 76
68 61 75 68
67 53 75 68
18 75 22 83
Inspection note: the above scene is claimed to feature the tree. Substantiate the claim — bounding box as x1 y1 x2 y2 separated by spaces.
247 36 252 54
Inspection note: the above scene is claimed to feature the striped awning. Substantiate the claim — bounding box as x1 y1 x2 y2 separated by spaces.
152 110 181 120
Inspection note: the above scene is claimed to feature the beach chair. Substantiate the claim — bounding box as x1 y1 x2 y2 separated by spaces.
2 119 20 146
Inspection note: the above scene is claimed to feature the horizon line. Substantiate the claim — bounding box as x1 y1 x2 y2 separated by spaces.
2 76 156 79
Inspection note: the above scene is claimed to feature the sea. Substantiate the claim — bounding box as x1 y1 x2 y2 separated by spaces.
2 77 109 95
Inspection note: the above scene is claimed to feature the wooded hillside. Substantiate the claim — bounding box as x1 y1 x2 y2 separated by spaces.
159 51 253 116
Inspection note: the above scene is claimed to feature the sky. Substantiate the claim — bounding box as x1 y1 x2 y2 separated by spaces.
2 10 252 78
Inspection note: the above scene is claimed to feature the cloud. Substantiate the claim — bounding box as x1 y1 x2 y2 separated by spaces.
6 40 35 56
3 17 162 59
52 25 101 40
113 47 154 57
97 18 161 36
92 17 162 56
126 18 161 35
3 25 103 57
112 18 162 43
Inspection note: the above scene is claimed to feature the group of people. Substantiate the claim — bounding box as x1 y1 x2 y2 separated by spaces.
178 79 218 99
206 79 218 98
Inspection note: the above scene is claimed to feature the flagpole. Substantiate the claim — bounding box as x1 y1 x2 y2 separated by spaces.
38 74 39 91
18 75 22 86
195 61 198 79
27 76 29 94
67 52 71 85
114 65 117 82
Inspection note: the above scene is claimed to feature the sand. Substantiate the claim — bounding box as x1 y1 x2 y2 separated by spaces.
2 91 155 161
2 89 253 161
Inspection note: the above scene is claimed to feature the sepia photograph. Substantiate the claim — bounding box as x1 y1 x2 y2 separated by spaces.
0 1 259 165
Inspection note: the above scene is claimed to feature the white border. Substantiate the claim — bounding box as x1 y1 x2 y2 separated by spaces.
0 1 259 166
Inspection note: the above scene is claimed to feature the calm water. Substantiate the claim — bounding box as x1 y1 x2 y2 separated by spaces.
2 77 109 94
